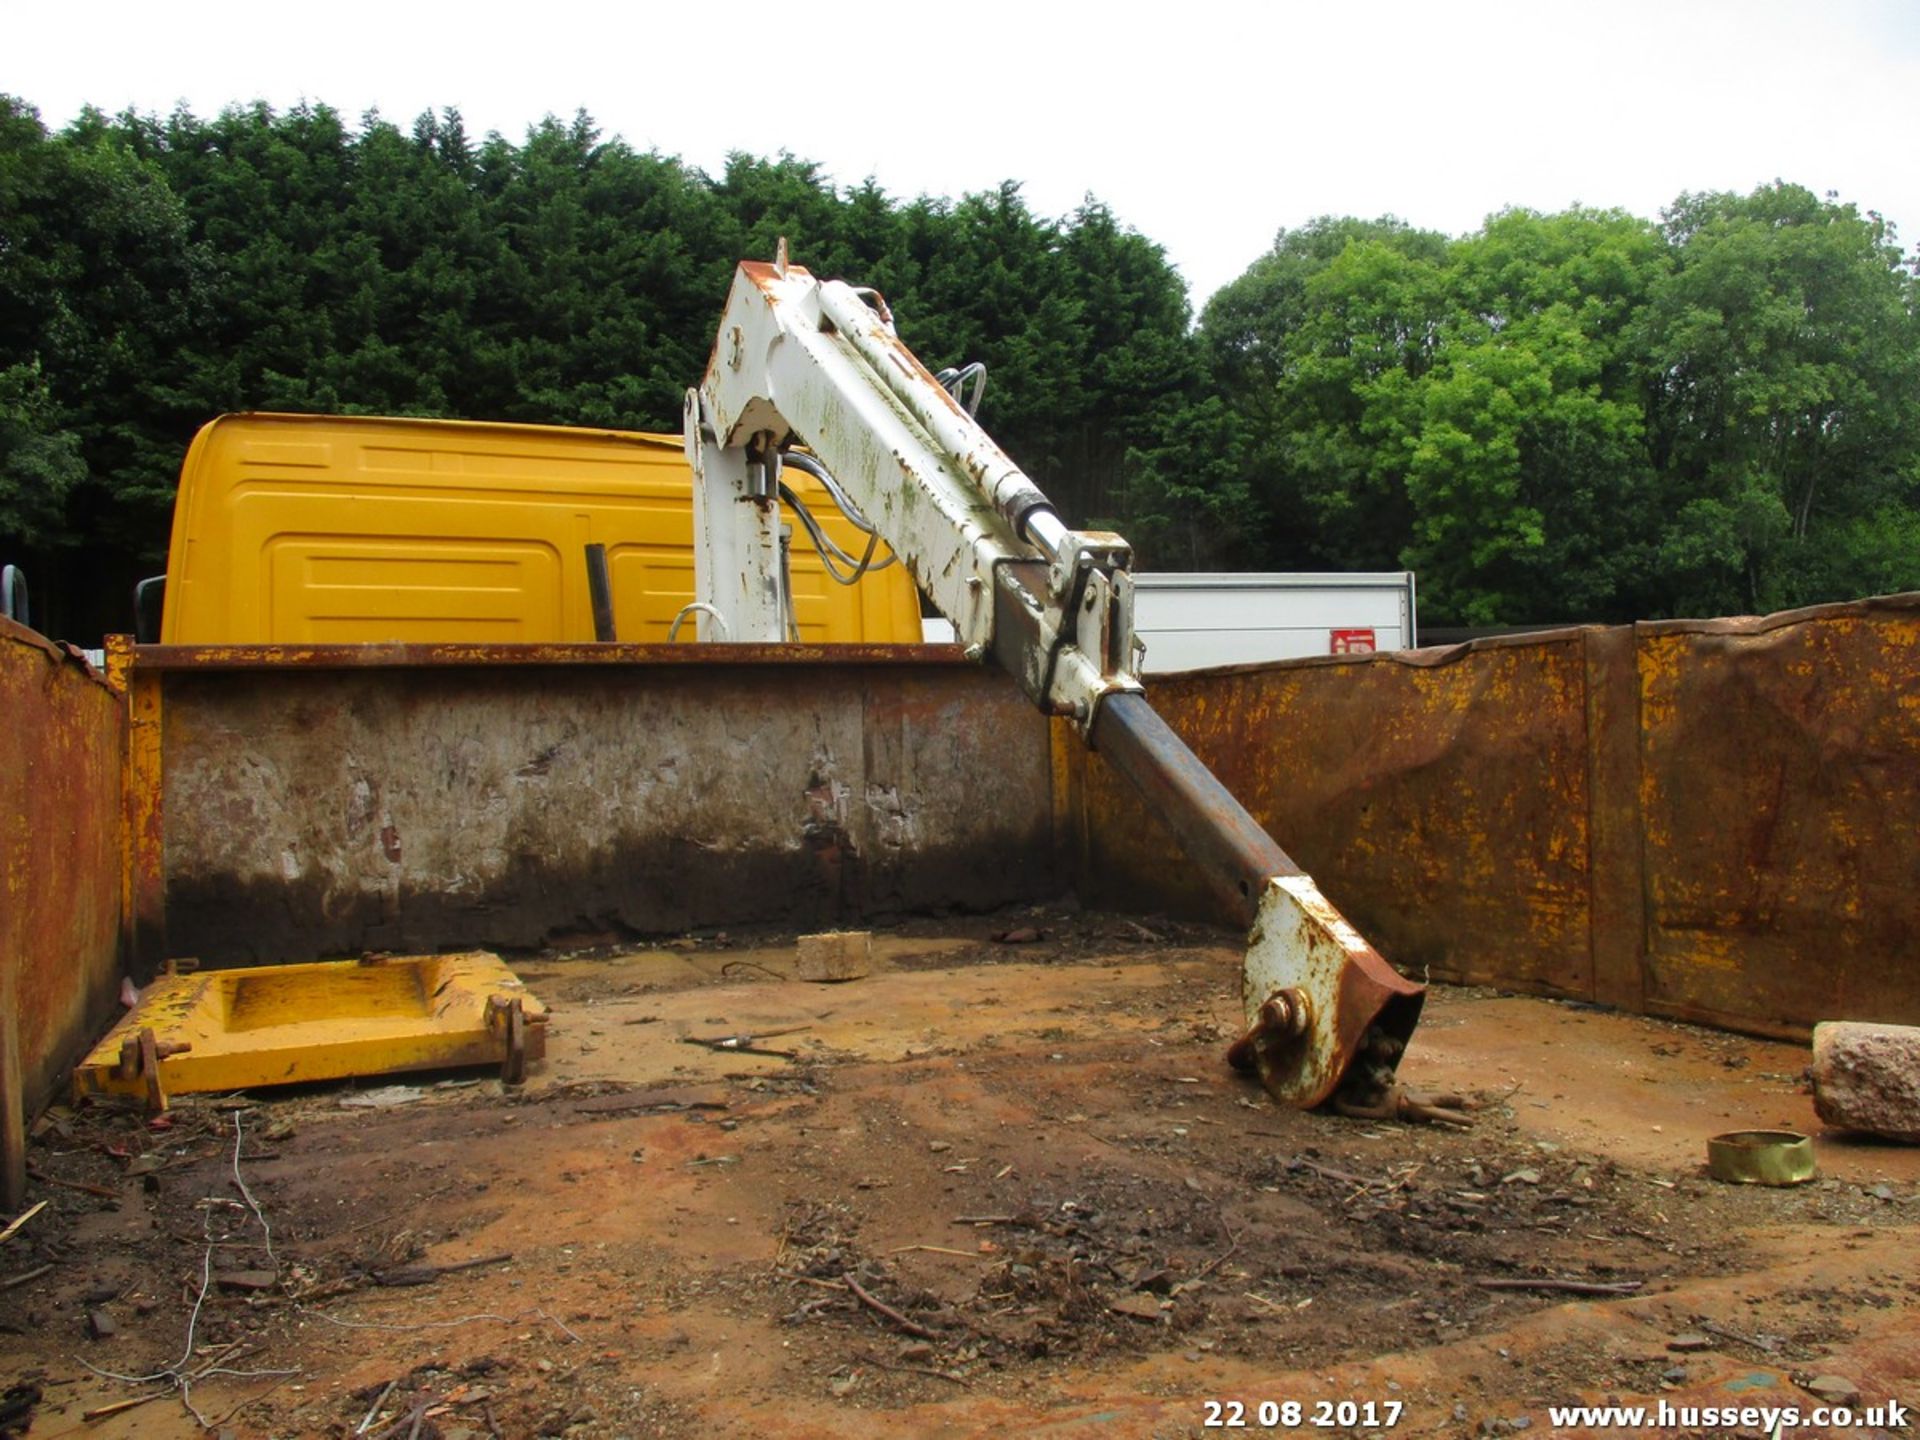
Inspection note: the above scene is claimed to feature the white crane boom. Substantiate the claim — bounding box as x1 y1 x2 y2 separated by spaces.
686 258 1428 1113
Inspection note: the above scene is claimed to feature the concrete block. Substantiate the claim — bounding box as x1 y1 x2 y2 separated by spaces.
1812 1021 1920 1143
796 930 871 983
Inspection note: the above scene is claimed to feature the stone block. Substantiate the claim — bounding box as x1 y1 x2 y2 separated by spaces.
1812 1021 1920 1143
796 930 871 983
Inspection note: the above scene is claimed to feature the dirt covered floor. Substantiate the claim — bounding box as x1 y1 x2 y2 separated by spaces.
3 909 1917 1438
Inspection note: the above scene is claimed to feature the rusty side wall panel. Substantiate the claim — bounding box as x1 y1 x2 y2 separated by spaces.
159 661 1057 965
1636 598 1920 1035
144 594 1920 1031
1074 632 1596 998
1079 594 1920 1037
0 619 126 1113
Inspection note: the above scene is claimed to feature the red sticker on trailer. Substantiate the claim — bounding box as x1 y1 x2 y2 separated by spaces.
1330 628 1376 654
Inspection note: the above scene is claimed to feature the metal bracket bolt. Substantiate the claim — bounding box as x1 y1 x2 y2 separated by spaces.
1254 987 1313 1040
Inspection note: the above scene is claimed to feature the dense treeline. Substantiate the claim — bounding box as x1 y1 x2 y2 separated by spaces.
2 95 1917 639
0 96 1194 637
1175 200 1920 622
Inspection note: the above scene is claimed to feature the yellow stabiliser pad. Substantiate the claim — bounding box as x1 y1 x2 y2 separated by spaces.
74 952 548 1108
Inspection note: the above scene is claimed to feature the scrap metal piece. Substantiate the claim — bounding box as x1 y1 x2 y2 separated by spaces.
74 952 547 1109
113 1027 186 1112
1706 1129 1817 1186
488 994 531 1085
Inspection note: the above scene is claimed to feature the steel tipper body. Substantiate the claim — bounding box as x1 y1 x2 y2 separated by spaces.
686 257 1425 1110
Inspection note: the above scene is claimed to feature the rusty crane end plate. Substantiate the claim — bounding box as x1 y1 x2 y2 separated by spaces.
1229 875 1426 1109
1089 692 1425 1111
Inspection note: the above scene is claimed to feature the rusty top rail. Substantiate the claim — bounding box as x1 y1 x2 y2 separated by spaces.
1633 589 1920 637
128 641 974 671
2 615 115 691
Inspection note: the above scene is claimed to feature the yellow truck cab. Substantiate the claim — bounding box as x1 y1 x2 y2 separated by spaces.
152 412 923 644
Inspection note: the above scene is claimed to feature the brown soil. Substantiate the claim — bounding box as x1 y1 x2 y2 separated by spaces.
3 909 1916 1438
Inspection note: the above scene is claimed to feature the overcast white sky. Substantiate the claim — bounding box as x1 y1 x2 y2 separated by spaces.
11 0 1919 309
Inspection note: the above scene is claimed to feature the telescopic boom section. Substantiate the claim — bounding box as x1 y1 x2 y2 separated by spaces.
686 259 1423 1109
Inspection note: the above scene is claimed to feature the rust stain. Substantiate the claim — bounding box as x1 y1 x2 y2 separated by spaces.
127 663 166 974
1635 594 1920 1036
1084 632 1595 998
133 641 969 672
103 589 1920 1051
1 618 126 1117
155 660 1057 965
1080 592 1920 1038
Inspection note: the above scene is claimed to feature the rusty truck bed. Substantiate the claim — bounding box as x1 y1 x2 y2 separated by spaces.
3 914 1915 1438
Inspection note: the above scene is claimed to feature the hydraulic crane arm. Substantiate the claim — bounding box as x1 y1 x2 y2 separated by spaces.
686 257 1423 1111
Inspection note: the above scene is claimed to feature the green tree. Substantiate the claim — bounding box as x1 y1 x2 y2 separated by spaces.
1641 182 1920 611
480 112 735 429
21 86 1913 639
1393 208 1668 622
0 360 84 546
0 96 209 553
1193 188 1920 624
1196 218 1449 572
1120 395 1258 568
883 186 1206 538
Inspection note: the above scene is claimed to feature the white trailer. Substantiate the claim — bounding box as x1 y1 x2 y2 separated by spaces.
1129 572 1417 673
